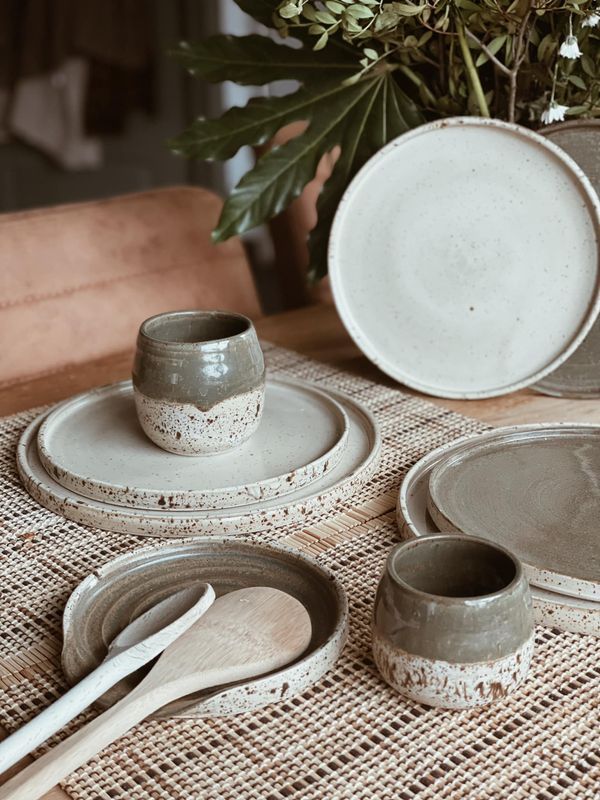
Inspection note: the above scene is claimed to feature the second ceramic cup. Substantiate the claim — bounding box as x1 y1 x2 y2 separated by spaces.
372 534 534 709
133 310 265 455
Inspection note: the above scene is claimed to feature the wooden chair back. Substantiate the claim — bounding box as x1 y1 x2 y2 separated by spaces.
0 187 261 387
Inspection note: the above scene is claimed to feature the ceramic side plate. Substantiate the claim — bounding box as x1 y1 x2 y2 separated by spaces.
37 378 349 511
18 383 380 537
396 431 600 636
329 117 600 399
535 121 600 398
427 426 600 601
61 538 348 717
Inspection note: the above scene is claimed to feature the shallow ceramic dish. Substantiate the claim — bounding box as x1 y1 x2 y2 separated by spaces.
535 121 600 398
37 378 349 510
61 538 348 717
396 433 600 636
428 426 600 601
329 117 600 399
18 384 380 537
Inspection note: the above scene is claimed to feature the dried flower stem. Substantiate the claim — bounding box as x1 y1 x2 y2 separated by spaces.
465 2 533 123
457 22 490 118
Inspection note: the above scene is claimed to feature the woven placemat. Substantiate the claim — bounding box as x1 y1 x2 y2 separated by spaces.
0 344 598 800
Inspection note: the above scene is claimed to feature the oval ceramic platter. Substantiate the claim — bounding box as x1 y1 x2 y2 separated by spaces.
329 117 600 399
535 121 600 398
37 378 349 511
18 383 380 537
396 434 599 636
427 426 600 602
61 538 348 717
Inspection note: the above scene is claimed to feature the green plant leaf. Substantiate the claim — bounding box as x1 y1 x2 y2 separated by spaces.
308 76 423 279
209 72 422 245
172 35 355 85
172 80 359 161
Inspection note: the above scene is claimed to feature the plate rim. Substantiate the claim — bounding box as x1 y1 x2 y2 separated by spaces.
329 116 600 399
36 376 350 511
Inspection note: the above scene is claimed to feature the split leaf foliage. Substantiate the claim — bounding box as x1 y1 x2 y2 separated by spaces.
171 0 423 279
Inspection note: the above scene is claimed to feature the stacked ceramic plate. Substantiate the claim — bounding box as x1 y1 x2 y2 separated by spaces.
17 376 381 537
397 424 600 636
329 117 600 399
535 120 600 398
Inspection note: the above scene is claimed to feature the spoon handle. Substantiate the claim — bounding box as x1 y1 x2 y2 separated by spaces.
0 678 172 800
0 654 139 776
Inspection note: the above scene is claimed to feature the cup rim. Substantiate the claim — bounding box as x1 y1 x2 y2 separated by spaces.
138 310 254 349
387 533 524 604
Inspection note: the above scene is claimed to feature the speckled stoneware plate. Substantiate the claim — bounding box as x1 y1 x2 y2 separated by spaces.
18 384 380 536
37 378 349 511
329 117 600 399
61 538 348 717
535 121 600 398
427 426 600 601
396 437 599 636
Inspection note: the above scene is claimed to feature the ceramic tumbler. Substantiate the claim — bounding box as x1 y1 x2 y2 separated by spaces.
133 310 265 455
372 534 534 709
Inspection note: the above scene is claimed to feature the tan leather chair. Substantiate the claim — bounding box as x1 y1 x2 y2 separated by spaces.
0 187 261 387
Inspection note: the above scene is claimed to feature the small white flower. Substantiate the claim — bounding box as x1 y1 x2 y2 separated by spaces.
541 101 569 125
582 12 600 28
559 34 582 59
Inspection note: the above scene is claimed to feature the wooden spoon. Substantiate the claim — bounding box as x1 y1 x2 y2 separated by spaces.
0 587 312 800
0 583 215 775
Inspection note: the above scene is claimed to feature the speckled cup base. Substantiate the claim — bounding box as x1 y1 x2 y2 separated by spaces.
372 630 534 709
134 384 264 456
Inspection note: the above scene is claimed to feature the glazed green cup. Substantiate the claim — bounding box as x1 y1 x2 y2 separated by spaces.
372 534 534 709
132 310 265 455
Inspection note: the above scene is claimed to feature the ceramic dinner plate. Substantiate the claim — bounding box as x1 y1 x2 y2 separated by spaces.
396 435 599 636
18 382 380 537
37 378 349 510
427 426 600 601
61 538 348 717
535 121 600 398
329 117 600 399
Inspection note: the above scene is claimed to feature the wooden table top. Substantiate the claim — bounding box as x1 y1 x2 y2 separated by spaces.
2 303 600 425
1 302 599 799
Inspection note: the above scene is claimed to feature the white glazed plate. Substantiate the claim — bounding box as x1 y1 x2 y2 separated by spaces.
396 431 600 636
37 378 349 511
329 117 600 399
427 425 600 602
18 383 380 537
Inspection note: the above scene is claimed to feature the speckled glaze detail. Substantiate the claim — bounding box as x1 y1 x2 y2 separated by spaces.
396 431 600 637
372 534 534 709
36 379 349 511
60 538 348 718
18 385 380 537
133 383 264 456
329 117 600 399
372 630 534 709
132 310 265 454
